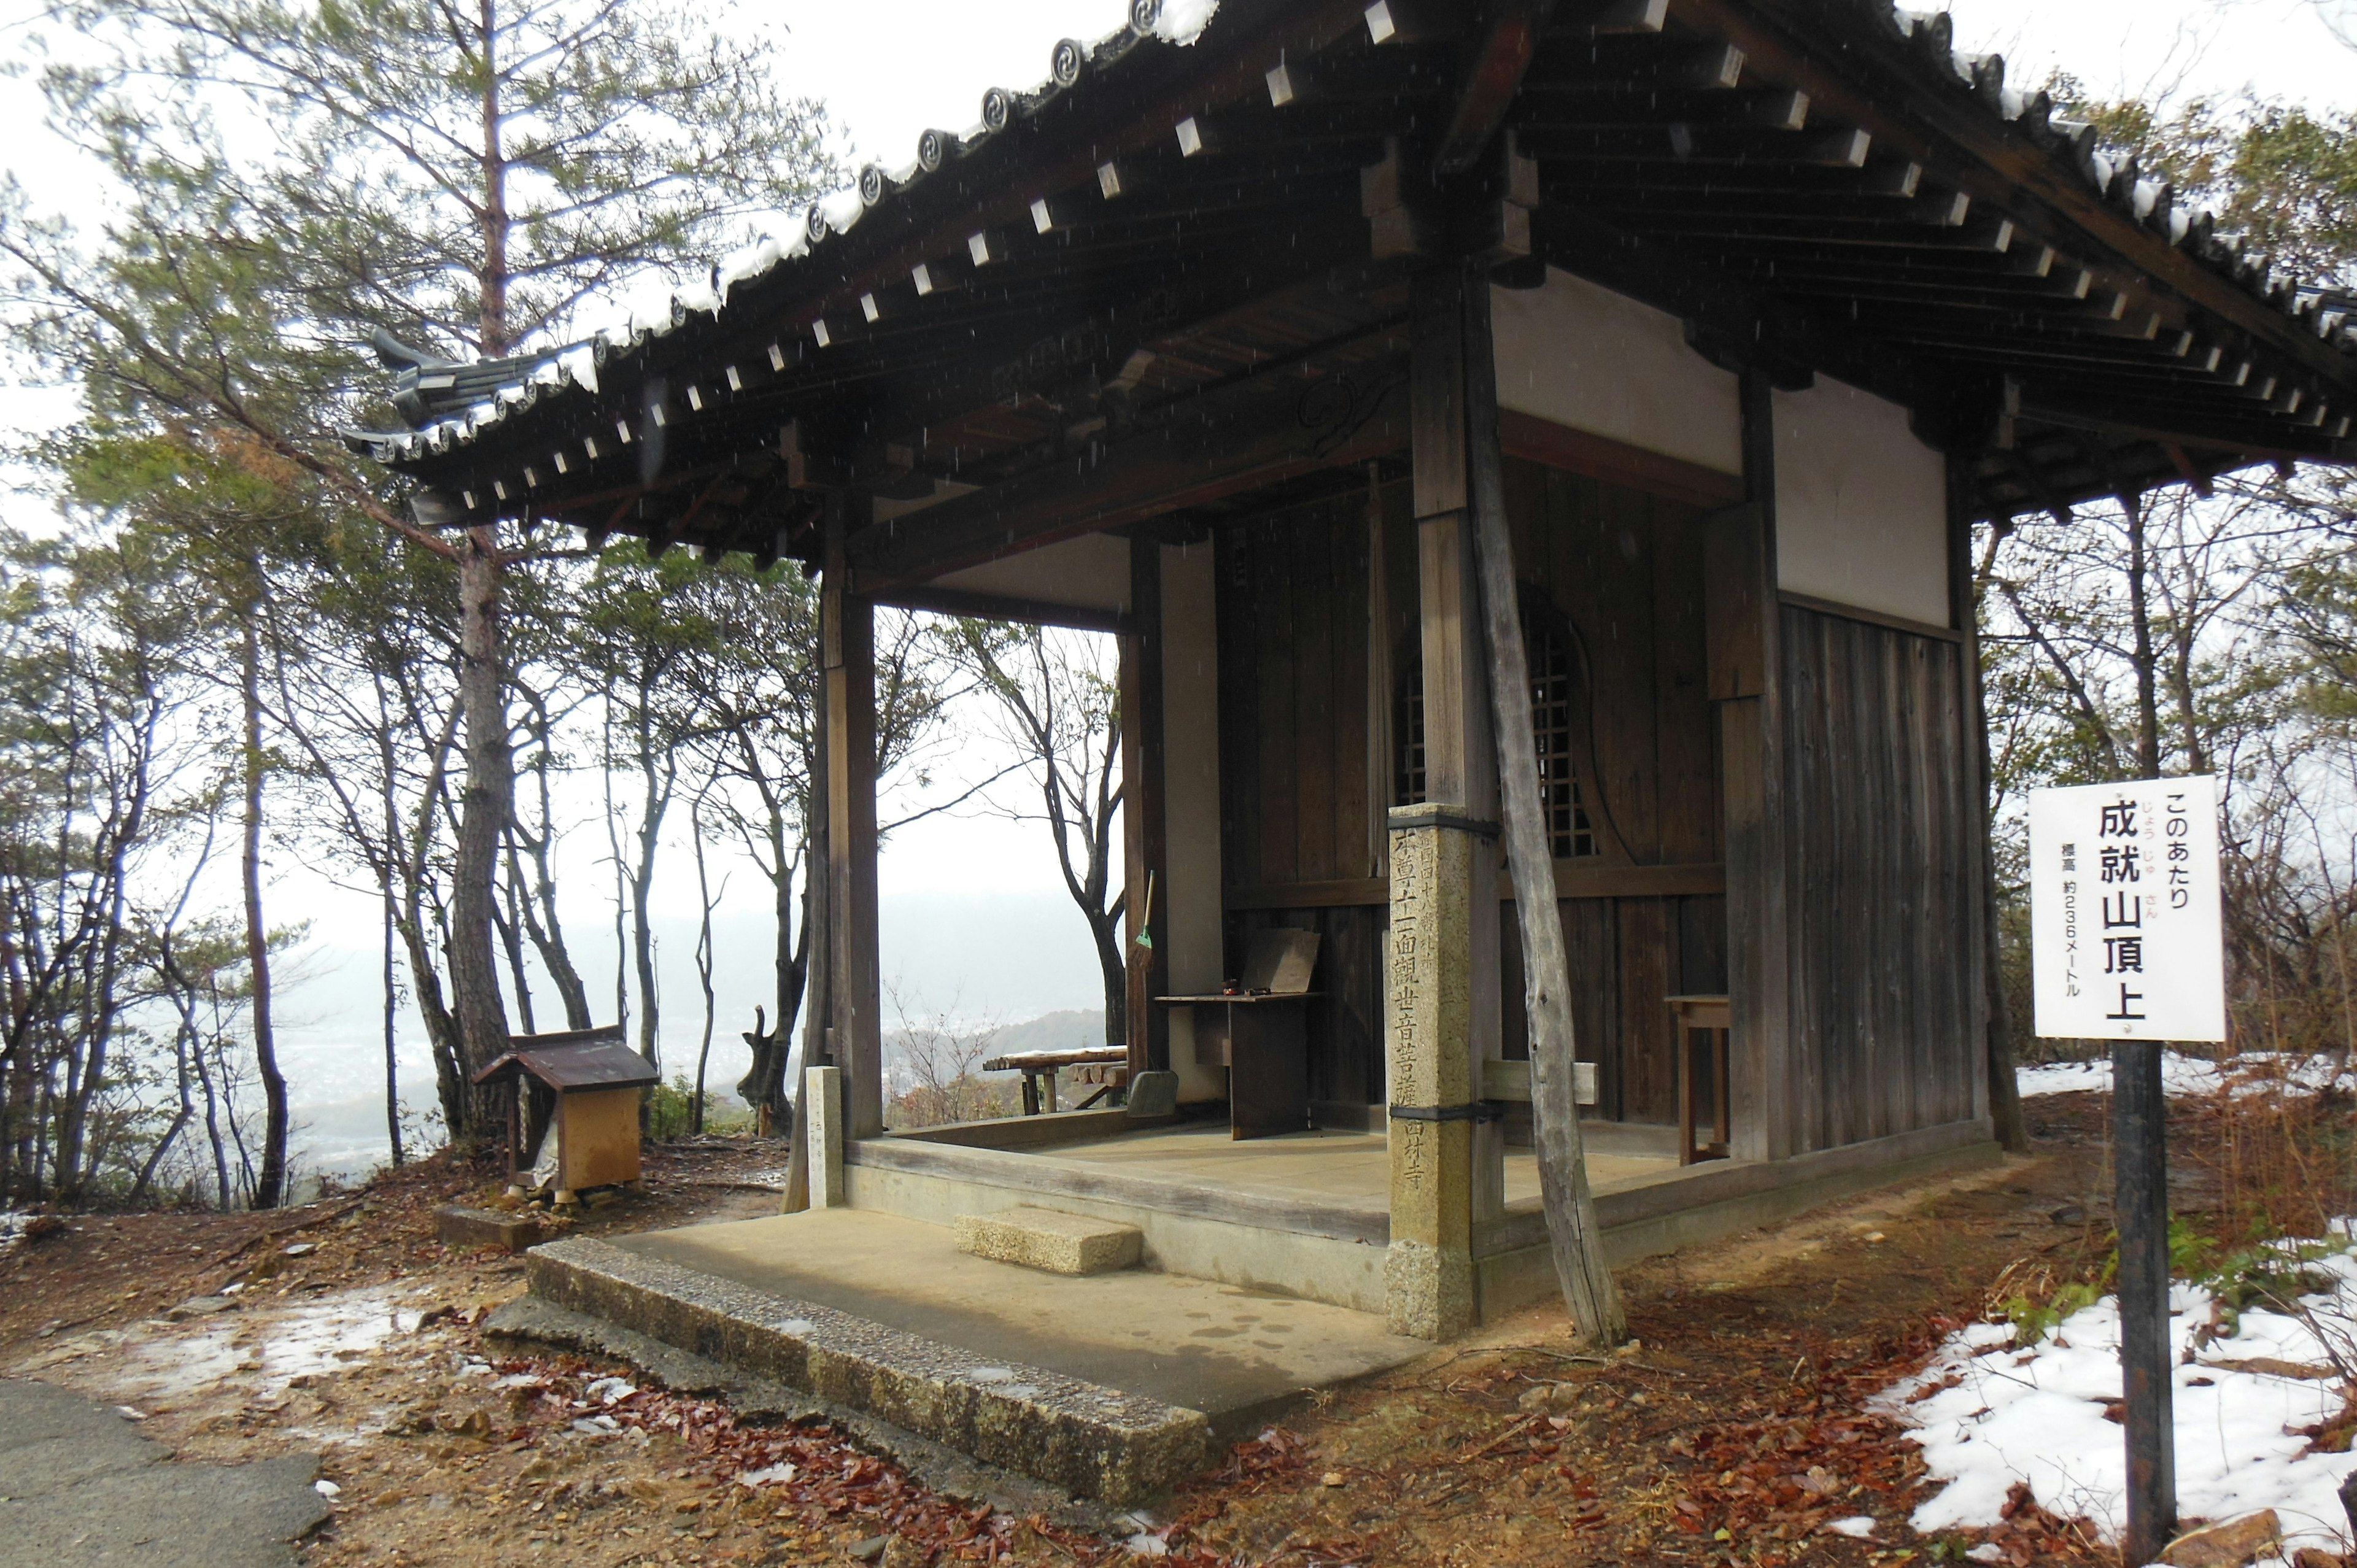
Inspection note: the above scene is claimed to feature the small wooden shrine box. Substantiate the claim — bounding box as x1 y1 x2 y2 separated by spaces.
472 1025 657 1200
1159 928 1321 1140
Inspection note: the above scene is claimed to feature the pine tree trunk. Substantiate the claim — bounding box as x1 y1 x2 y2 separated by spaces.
630 707 670 1074
242 613 289 1208
449 527 513 1137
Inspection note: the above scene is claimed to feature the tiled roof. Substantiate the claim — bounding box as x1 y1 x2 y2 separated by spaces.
353 0 2357 540
358 0 1225 462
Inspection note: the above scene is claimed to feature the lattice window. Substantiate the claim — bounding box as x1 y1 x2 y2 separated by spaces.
1393 604 1597 860
1395 659 1426 806
1525 610 1596 860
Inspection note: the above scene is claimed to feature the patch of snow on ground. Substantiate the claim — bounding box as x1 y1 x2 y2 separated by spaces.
115 1284 435 1404
1878 1235 2357 1554
0 1211 29 1256
2016 1049 2355 1101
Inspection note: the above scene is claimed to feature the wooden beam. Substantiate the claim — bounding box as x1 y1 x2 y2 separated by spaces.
1223 860 1727 908
1498 409 1744 508
1121 536 1169 1076
872 584 1129 635
823 501 884 1140
1720 368 1794 1164
848 326 1413 590
1436 0 1557 175
1950 451 2025 1154
1778 590 1963 645
1457 256 1625 1343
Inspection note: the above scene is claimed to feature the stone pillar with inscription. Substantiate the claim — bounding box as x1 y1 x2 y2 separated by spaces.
1384 259 1503 1342
1386 805 1482 1338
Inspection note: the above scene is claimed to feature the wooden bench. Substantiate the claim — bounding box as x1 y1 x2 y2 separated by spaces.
983 1046 1130 1115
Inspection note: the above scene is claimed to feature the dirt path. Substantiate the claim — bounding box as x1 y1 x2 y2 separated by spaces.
0 1124 2130 1566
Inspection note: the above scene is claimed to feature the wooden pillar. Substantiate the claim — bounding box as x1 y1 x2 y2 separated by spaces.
1950 457 2026 1150
1716 368 1794 1162
1386 261 1503 1340
824 500 884 1139
1122 535 1170 1075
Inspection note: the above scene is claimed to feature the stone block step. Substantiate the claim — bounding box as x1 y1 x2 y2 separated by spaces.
525 1235 1211 1504
953 1207 1142 1276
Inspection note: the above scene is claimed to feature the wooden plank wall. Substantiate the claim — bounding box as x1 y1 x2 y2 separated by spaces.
1216 487 1387 1116
1215 460 1724 1125
1778 604 1980 1149
1496 460 1722 1124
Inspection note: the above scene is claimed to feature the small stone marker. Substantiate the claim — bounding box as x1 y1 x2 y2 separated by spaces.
805 1064 845 1208
1125 1068 1179 1118
954 1207 1142 1275
435 1204 545 1254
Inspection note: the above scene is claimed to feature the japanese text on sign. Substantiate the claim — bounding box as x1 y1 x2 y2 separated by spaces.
2028 775 2225 1043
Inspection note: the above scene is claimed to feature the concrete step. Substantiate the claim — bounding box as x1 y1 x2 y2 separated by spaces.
522 1211 1431 1504
527 1234 1210 1504
953 1207 1141 1276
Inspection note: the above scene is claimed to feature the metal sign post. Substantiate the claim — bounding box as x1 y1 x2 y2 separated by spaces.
2028 776 2225 1567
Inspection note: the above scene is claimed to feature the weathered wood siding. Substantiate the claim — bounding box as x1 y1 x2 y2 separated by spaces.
1215 488 1385 1114
1778 603 1980 1150
1496 460 1722 1125
1213 460 1724 1123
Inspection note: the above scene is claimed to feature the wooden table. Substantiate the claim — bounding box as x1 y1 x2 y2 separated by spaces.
982 1046 1130 1115
1667 994 1731 1165
1156 993 1320 1139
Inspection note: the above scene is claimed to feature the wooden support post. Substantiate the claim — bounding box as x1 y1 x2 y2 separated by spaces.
1386 261 1504 1342
1951 457 2027 1151
2113 1039 2177 1564
781 672 832 1213
824 501 884 1140
1717 369 1794 1161
1122 535 1170 1075
1459 261 1627 1345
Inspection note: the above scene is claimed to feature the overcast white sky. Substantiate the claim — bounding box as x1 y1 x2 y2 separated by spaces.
2 0 2351 1169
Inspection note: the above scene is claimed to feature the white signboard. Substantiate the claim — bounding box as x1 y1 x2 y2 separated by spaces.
2029 775 2225 1043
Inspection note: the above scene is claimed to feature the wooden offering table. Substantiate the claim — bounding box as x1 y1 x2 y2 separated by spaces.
1159 929 1321 1140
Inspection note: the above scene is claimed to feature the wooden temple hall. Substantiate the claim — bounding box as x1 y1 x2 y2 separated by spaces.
365 0 2357 1349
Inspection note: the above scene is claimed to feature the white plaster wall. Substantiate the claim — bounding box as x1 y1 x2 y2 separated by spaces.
932 531 1130 612
1490 267 1743 477
1772 377 1952 627
1159 539 1229 1104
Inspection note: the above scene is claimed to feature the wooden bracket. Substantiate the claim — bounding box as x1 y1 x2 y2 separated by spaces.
781 419 850 490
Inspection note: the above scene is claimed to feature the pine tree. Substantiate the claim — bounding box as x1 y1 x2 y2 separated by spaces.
5 0 836 1141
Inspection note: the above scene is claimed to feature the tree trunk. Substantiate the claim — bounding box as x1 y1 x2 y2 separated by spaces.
2124 492 2162 780
691 797 717 1135
734 798 808 1136
630 697 672 1073
1967 525 2029 1154
518 740 594 1029
497 852 536 1033
448 528 513 1137
242 614 289 1208
1459 265 1625 1346
382 861 405 1168
1090 913 1127 1045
